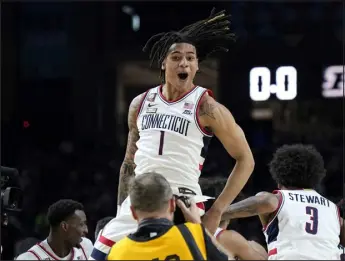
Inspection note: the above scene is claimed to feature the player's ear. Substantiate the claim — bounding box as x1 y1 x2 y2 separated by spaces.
161 59 166 70
60 221 68 232
130 206 138 221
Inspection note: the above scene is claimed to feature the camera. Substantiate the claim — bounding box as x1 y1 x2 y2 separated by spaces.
174 195 191 225
1 166 23 226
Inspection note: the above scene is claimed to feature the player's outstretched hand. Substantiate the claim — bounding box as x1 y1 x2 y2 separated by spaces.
176 198 202 224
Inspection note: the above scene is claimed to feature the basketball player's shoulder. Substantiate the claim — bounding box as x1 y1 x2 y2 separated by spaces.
130 92 146 111
256 191 281 208
197 89 233 125
127 91 149 124
80 237 94 257
128 87 157 114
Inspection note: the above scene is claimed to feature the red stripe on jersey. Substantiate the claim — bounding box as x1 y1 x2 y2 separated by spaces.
196 202 205 210
272 190 283 213
216 229 225 239
206 89 214 98
38 243 75 260
99 235 116 248
262 190 283 231
136 89 150 118
28 250 41 260
199 164 203 171
268 248 277 257
337 206 342 227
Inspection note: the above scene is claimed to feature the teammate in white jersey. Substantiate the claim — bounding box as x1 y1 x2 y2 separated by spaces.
221 144 345 260
17 199 93 260
91 8 254 260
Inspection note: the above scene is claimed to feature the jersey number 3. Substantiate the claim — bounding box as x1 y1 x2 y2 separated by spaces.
305 206 318 235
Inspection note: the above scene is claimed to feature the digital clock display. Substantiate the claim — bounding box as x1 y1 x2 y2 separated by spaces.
250 66 298 101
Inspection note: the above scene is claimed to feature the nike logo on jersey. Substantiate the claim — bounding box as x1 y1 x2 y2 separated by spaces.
148 103 157 107
141 113 191 136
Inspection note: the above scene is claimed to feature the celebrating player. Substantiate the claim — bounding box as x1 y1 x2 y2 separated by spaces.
91 8 254 260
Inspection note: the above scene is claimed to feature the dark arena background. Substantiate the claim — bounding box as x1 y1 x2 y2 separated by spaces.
1 1 343 259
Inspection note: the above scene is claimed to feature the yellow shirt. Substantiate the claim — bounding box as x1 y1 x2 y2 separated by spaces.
107 222 207 260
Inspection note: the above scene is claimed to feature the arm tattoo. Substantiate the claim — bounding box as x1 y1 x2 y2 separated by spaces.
199 99 216 120
117 94 142 205
223 197 262 220
117 160 136 205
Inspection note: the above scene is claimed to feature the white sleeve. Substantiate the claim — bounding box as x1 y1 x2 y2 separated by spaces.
80 237 94 258
15 252 39 260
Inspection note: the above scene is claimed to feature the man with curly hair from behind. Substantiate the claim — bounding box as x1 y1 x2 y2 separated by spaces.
221 144 344 260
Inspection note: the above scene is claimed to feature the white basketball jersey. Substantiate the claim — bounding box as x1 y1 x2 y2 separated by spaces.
16 237 93 260
264 189 341 260
135 85 213 196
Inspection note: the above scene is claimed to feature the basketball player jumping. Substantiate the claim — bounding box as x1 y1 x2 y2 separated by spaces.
91 9 254 260
221 144 344 260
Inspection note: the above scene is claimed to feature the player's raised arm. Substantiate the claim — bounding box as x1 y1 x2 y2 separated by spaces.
117 94 144 206
199 95 255 232
221 192 280 221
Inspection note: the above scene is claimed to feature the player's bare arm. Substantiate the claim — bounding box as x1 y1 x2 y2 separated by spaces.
199 94 255 233
221 192 279 221
248 241 268 260
117 94 144 206
204 228 236 260
217 230 268 260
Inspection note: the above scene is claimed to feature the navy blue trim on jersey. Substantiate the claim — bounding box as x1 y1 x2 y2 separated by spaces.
91 247 107 260
200 136 212 159
266 218 279 244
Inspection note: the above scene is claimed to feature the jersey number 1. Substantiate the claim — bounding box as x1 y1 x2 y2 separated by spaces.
158 131 165 155
305 206 318 235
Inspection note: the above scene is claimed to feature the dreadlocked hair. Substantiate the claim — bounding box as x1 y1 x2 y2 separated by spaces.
143 8 236 75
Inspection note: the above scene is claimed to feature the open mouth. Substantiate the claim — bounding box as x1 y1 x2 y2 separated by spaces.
177 73 188 80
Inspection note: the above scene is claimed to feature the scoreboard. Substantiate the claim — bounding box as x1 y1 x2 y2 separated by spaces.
249 65 344 101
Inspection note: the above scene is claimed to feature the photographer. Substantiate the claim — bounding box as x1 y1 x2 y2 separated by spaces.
106 173 233 260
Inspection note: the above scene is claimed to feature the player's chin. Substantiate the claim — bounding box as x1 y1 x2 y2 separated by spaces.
74 239 83 248
76 237 83 244
175 76 191 88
